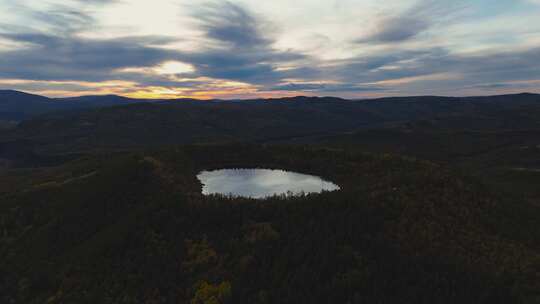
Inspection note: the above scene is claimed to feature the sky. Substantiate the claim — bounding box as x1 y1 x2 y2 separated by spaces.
0 0 539 99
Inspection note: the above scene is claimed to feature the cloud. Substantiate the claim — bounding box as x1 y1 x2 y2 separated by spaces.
31 6 95 34
358 17 430 43
0 33 178 81
283 44 540 96
1 1 105 35
269 82 386 93
193 1 271 49
75 0 117 3
0 0 539 98
0 1 306 93
0 0 185 84
174 1 305 84
357 0 464 44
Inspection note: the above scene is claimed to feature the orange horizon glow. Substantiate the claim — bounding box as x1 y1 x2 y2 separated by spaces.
3 77 540 100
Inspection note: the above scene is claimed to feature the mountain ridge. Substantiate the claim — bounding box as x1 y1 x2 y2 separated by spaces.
0 90 538 156
2 89 540 123
4 89 540 103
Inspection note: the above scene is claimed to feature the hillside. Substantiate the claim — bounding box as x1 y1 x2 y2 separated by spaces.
1 92 539 156
0 90 142 122
1 146 538 303
2 92 540 210
0 90 53 121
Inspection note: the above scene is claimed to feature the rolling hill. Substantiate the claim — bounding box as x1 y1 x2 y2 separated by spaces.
0 90 142 122
1 91 539 156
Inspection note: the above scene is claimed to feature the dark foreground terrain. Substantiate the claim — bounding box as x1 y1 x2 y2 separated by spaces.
0 91 539 303
1 146 539 303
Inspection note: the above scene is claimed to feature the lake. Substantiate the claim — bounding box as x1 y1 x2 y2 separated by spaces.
197 169 340 199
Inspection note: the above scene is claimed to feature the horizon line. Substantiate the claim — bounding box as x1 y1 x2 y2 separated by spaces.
1 89 538 102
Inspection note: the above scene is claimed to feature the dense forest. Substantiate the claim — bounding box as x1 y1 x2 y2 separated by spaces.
1 92 540 303
1 145 539 303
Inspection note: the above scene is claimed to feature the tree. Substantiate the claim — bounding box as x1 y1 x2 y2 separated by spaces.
190 281 231 304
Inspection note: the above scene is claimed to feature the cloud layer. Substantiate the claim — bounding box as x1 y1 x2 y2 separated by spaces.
0 0 539 98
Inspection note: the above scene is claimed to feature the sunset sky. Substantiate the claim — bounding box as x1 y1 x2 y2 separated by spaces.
1 0 539 99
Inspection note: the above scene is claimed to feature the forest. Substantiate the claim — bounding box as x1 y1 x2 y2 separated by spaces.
1 145 539 303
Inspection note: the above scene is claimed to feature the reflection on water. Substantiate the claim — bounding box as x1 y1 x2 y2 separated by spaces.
198 169 340 199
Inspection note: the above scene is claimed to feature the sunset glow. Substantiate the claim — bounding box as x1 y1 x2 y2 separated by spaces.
1 0 539 99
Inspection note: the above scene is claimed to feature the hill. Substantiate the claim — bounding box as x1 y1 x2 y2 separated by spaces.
2 92 540 206
1 92 539 155
0 90 54 121
0 90 143 122
2 90 540 126
1 145 538 303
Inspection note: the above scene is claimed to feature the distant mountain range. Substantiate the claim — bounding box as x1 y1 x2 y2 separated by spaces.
1 89 540 157
1 89 539 122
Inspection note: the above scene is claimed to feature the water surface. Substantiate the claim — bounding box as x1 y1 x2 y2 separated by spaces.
198 169 340 199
